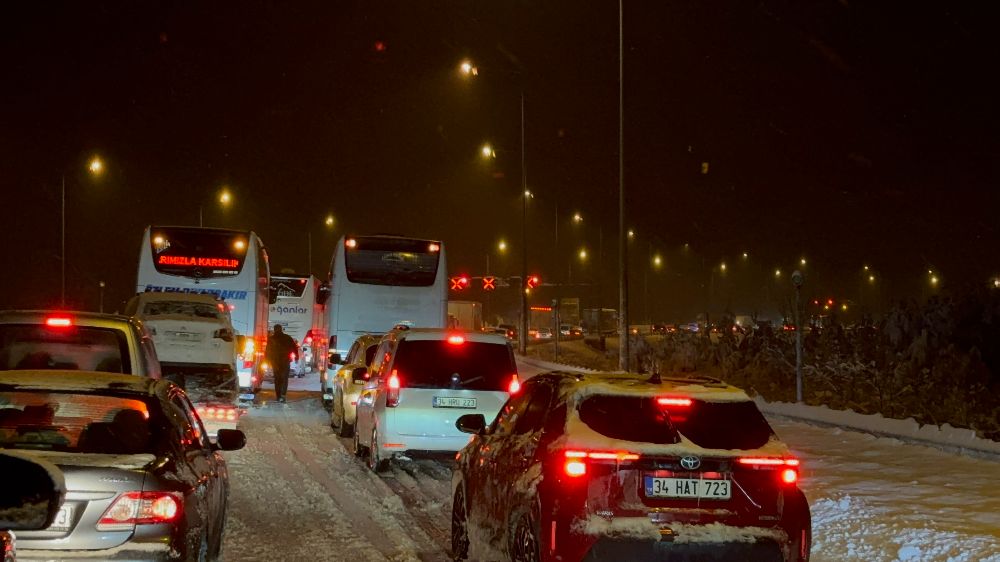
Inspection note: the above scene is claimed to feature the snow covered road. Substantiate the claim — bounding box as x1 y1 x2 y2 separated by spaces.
221 369 1000 562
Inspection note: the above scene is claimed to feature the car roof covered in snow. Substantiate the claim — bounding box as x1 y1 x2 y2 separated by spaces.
535 371 753 403
389 327 509 345
0 310 135 325
0 370 161 396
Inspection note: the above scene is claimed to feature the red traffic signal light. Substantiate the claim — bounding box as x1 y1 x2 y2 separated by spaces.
450 276 471 291
482 276 496 291
526 275 540 289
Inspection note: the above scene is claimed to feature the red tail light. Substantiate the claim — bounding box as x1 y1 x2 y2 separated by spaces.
563 449 640 477
289 352 296 360
508 374 521 394
447 335 465 345
97 491 182 531
45 316 73 328
738 457 801 484
656 396 692 407
196 406 239 422
305 336 313 344
387 370 401 407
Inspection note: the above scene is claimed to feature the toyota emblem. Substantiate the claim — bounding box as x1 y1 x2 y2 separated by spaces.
679 456 701 470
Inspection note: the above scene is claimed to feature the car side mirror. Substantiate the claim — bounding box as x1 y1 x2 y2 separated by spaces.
455 414 487 435
351 366 369 384
213 429 247 451
329 352 342 365
0 452 66 531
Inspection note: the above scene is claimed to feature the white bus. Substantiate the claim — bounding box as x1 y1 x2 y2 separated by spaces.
269 274 328 375
136 226 272 395
321 235 447 401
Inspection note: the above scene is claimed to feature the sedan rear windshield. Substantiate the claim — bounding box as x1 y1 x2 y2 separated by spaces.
0 391 158 454
391 340 515 391
0 325 131 374
578 396 774 449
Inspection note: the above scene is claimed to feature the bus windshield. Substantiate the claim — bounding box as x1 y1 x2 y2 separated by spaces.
344 237 441 287
150 227 249 278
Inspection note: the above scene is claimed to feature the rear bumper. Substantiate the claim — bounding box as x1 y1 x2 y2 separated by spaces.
17 542 174 561
580 538 785 561
383 430 472 454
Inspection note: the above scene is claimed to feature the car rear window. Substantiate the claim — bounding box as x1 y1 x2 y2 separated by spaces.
0 391 158 454
578 396 774 449
0 325 131 374
142 301 225 319
391 339 515 391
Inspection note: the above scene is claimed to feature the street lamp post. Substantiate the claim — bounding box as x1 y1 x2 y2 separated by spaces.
62 156 104 307
98 281 106 313
791 270 805 403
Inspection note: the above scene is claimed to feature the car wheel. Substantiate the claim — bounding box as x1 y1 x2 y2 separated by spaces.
330 391 343 430
366 427 388 473
451 488 470 561
509 511 540 562
337 396 354 438
784 490 812 562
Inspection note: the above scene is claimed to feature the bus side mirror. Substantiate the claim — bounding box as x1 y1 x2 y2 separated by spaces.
267 287 278 305
0 452 66 531
317 283 331 305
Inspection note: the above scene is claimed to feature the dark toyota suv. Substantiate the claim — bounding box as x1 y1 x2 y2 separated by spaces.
451 372 811 562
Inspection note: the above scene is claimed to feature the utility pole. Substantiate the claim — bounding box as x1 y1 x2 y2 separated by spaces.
617 0 629 371
61 174 66 307
792 270 805 403
519 89 529 356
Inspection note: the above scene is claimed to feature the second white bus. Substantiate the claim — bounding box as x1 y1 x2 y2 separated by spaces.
321 235 447 401
269 273 328 375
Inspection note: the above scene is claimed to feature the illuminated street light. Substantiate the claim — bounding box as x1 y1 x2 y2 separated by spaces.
720 262 727 272
863 265 870 271
652 255 662 268
523 189 533 198
573 212 583 224
742 252 749 259
627 229 635 239
61 155 107 306
578 248 588 261
800 258 807 266
480 143 495 159
219 188 232 206
459 60 478 76
775 269 782 277
930 275 939 286
498 240 507 252
868 275 875 283
325 214 335 227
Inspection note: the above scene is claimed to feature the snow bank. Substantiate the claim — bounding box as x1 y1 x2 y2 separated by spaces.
517 355 597 374
756 398 1000 457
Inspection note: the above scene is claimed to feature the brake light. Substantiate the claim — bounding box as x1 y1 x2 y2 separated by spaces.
737 457 801 484
345 238 357 249
387 370 401 407
428 243 441 252
196 406 239 422
97 492 182 531
447 335 465 345
508 374 521 394
45 317 73 328
305 336 313 344
563 449 639 477
289 352 296 360
657 396 692 407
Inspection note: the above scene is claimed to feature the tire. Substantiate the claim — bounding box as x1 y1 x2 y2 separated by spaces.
352 424 365 458
509 511 540 562
337 394 355 438
784 489 812 562
330 391 342 430
366 426 389 473
451 488 470 561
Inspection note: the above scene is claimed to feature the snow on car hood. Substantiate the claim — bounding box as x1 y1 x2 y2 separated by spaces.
14 450 157 470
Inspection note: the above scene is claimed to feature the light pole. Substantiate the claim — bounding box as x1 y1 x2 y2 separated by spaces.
62 156 104 307
617 0 629 371
791 270 805 403
465 60 529 354
98 281 106 313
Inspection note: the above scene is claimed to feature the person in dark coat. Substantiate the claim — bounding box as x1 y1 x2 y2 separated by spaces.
266 324 297 403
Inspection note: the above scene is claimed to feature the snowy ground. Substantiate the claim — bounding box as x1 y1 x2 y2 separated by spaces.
221 363 1000 562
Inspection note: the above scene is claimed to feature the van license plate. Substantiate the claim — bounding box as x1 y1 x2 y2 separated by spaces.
644 477 731 499
49 505 73 530
433 397 477 409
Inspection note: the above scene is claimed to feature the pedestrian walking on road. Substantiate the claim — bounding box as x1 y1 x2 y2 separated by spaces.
266 324 297 403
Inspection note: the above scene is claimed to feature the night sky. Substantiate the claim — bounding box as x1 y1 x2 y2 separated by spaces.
2 1 998 322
